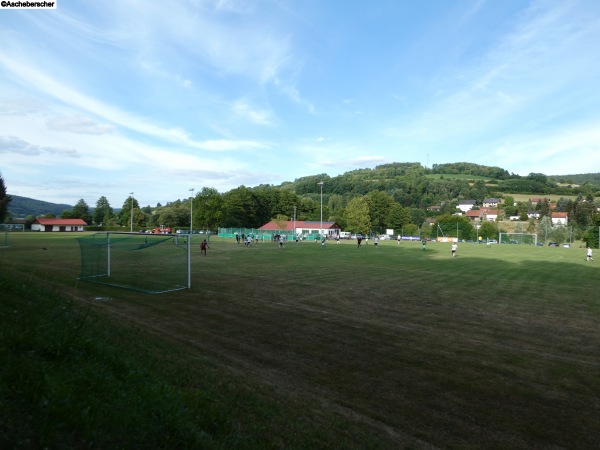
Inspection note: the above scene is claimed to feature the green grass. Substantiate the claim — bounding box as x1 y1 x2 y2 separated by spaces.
497 193 580 203
2 233 600 448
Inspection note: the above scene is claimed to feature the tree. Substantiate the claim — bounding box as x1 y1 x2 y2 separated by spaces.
418 220 432 238
386 203 411 232
0 172 11 221
402 223 419 237
503 195 516 217
59 209 73 218
221 186 262 228
194 187 223 231
514 221 524 234
550 225 570 244
273 214 288 229
132 208 149 228
299 197 320 221
409 207 426 227
72 199 92 224
478 221 498 241
538 216 553 243
327 194 345 217
435 214 475 241
119 196 140 227
272 189 300 218
537 200 550 218
583 215 600 248
93 196 113 226
342 197 371 234
366 190 395 233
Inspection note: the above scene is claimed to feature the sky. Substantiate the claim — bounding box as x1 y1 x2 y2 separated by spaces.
1 0 600 208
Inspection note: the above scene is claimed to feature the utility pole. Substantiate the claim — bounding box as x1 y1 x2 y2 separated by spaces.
189 188 195 234
129 192 134 232
318 181 324 239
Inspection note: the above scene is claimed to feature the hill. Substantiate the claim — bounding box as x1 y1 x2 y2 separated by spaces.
547 173 600 186
4 164 599 220
7 195 73 219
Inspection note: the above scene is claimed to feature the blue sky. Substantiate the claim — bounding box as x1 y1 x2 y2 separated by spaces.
1 0 599 208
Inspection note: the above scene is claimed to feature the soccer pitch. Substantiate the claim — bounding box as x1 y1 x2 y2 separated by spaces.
3 233 600 447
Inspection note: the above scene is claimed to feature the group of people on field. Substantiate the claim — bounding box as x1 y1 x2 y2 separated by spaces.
200 237 596 259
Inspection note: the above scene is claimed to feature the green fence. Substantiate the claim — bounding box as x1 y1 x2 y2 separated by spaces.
217 228 324 242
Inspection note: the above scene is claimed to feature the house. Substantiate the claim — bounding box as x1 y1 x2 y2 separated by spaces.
482 209 498 221
483 198 500 208
31 218 87 232
465 210 483 222
457 200 477 213
527 210 540 219
259 220 342 238
551 212 568 226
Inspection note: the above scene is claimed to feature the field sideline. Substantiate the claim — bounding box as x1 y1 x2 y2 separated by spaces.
2 232 599 448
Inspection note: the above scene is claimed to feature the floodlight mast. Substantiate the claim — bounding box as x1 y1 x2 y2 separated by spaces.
129 192 134 232
318 181 324 238
189 188 195 234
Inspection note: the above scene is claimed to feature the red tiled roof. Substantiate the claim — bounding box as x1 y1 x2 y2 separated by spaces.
259 220 340 231
33 218 87 226
465 210 481 217
551 212 568 218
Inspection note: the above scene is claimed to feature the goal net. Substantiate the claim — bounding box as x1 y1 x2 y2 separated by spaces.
77 232 191 293
0 230 8 249
499 232 538 246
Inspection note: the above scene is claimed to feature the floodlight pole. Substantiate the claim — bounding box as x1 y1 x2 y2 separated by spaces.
293 205 297 241
129 192 134 232
318 181 324 238
189 188 195 234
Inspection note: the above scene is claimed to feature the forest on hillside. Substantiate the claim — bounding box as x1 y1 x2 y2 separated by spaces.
4 163 600 246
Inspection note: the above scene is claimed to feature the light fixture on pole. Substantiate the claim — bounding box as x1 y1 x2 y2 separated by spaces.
129 192 134 232
189 188 195 234
318 181 324 238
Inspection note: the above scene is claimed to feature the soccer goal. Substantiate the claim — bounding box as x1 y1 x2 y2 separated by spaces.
499 232 538 246
0 230 9 249
77 232 191 294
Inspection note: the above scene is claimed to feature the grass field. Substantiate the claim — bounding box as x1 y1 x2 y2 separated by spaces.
497 193 579 203
2 233 599 448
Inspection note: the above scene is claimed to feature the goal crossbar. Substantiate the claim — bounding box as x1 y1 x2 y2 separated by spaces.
77 232 191 294
499 232 538 246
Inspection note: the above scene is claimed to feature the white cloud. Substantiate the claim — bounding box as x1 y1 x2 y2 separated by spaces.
46 115 115 135
232 100 273 125
0 135 79 158
492 123 600 175
320 155 390 169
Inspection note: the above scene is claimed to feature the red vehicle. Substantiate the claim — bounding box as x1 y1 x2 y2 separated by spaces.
151 226 172 234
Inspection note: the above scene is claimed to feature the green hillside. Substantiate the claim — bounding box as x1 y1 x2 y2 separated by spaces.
7 195 73 219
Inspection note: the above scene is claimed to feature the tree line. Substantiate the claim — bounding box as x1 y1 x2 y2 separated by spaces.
2 164 599 247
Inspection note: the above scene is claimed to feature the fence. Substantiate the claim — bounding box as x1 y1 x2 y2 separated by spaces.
217 228 324 242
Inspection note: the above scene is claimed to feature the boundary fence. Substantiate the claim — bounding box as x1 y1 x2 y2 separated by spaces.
217 228 324 242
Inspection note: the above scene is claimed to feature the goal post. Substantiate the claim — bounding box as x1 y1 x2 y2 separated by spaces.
77 232 191 294
499 232 538 246
0 230 9 249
